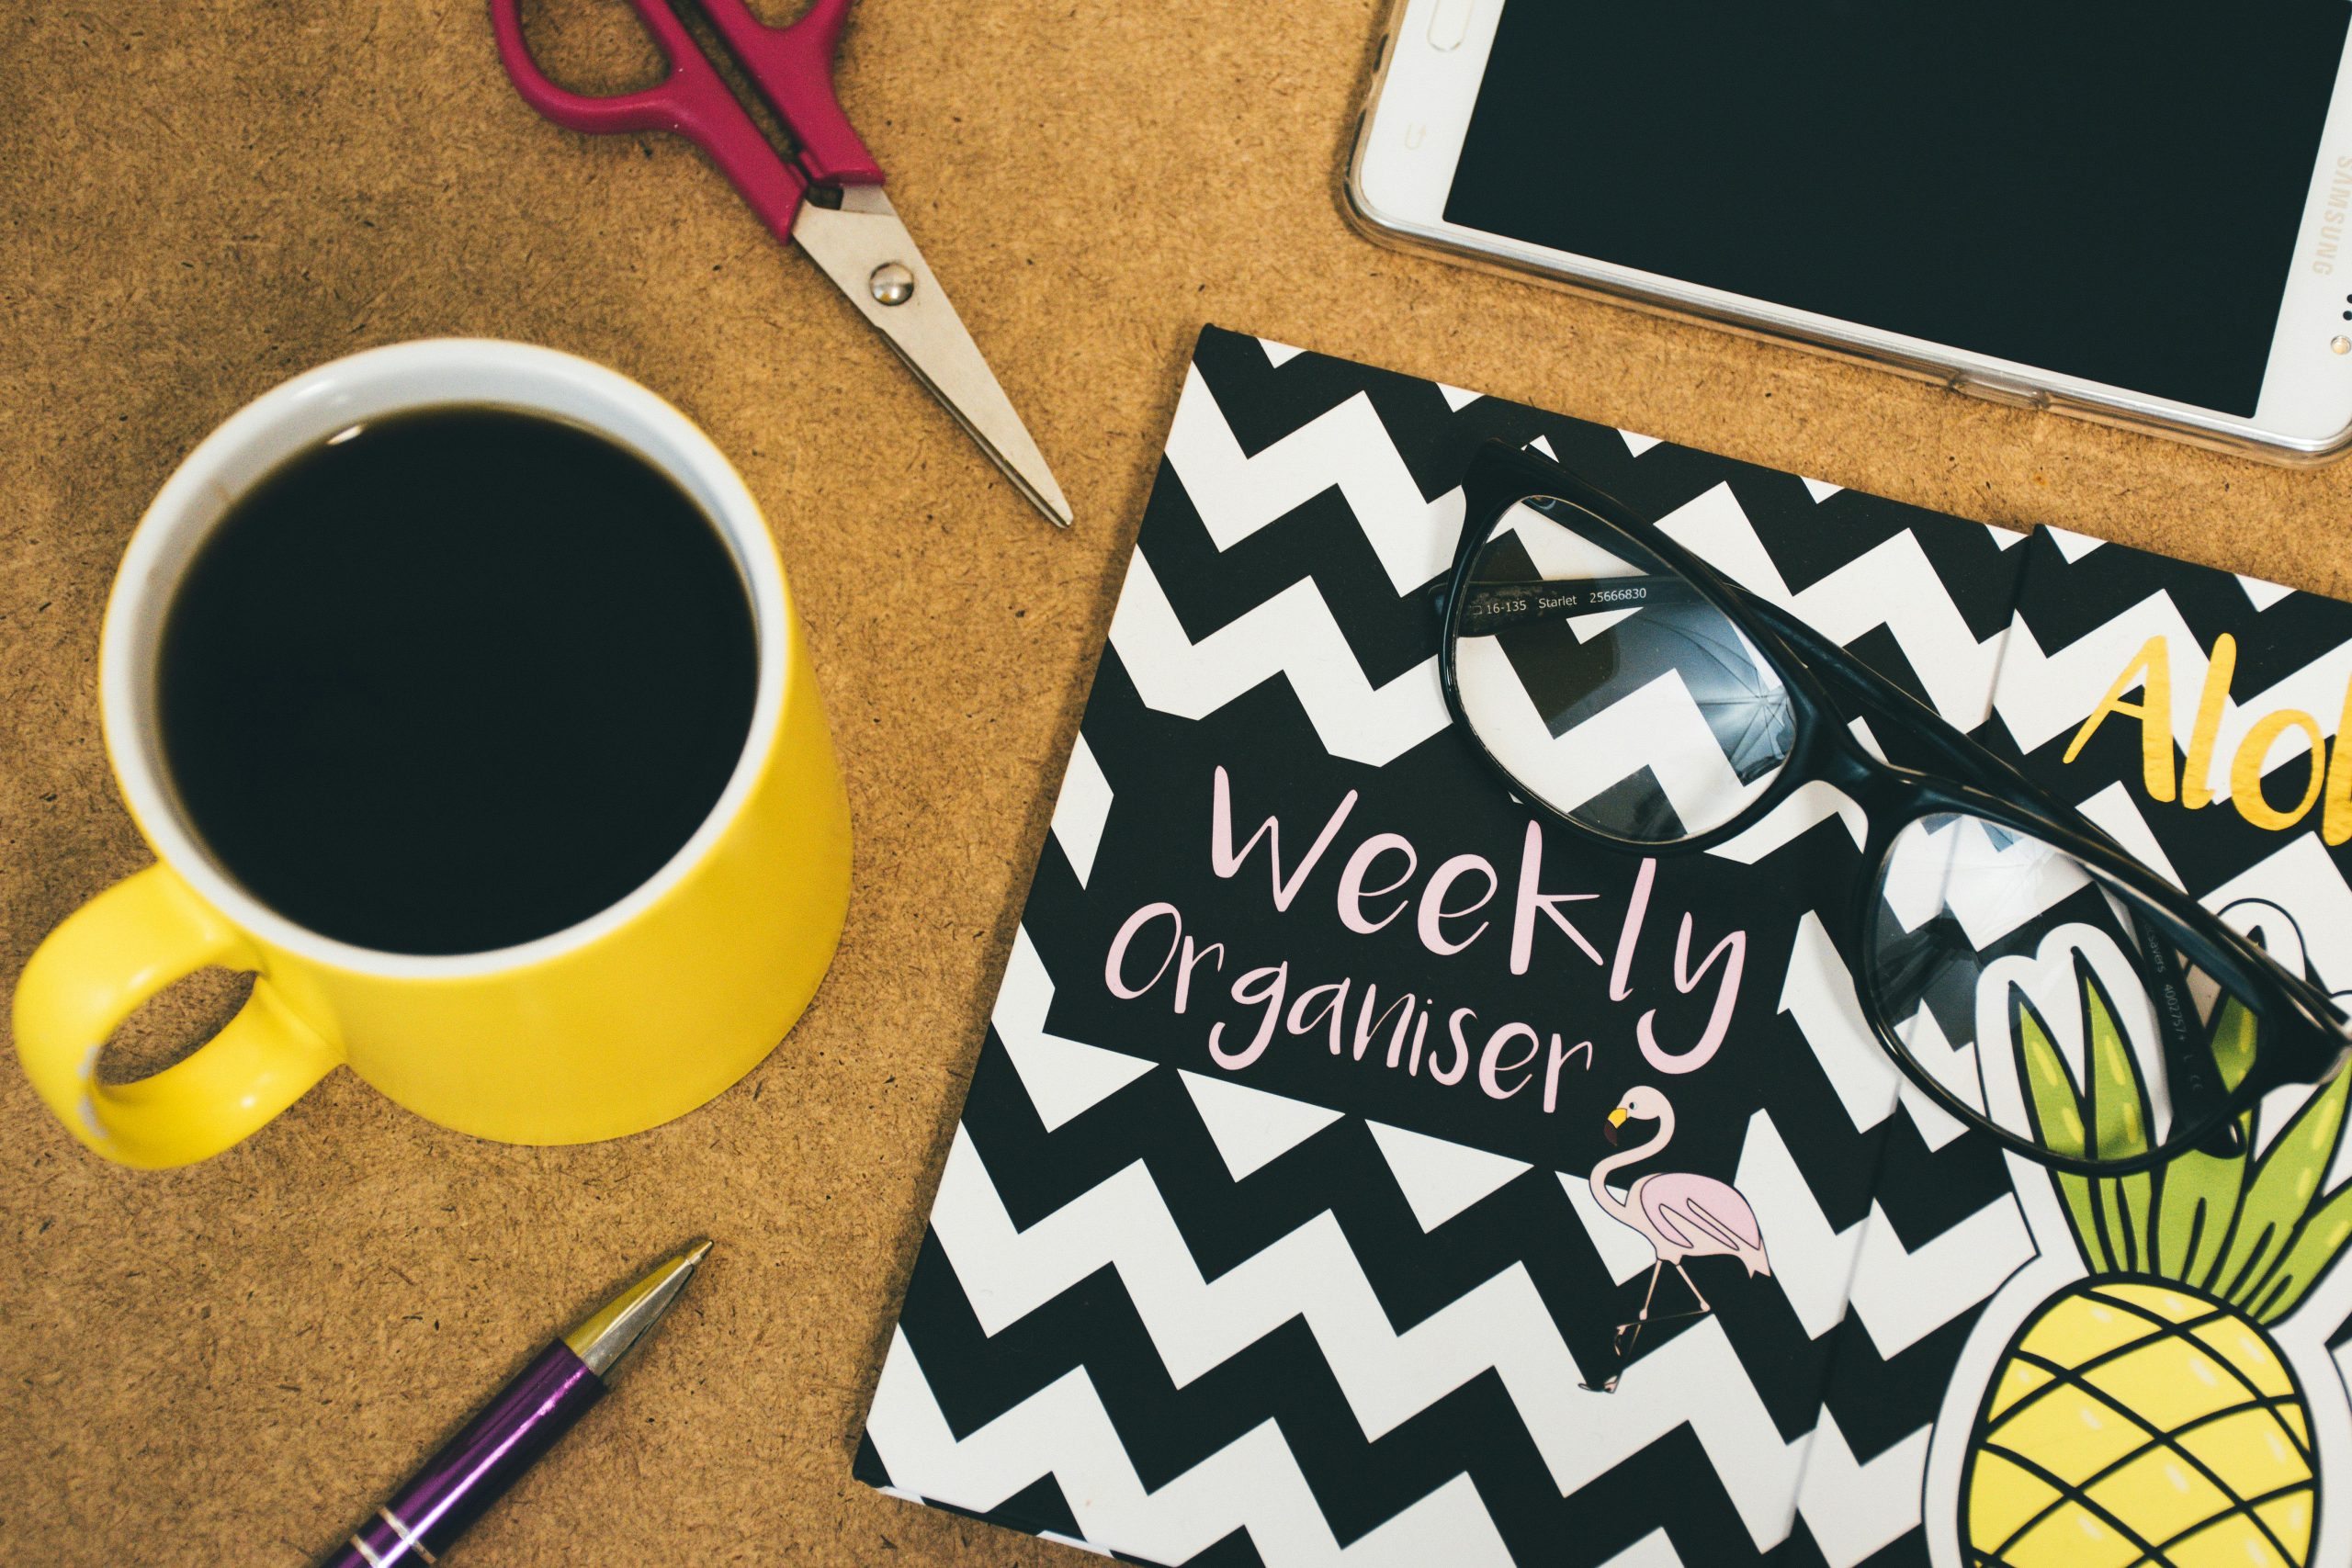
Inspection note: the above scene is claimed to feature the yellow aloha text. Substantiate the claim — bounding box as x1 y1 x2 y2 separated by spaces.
2062 634 2352 842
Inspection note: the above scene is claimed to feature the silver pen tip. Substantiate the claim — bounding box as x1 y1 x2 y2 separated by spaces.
562 1239 713 1379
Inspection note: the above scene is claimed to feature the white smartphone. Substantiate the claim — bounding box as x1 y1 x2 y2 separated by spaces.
1348 1 2352 464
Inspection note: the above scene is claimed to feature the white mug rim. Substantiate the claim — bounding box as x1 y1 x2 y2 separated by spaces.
98 338 794 980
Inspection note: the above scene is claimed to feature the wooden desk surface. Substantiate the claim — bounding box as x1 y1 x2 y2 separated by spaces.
8 4 2352 1562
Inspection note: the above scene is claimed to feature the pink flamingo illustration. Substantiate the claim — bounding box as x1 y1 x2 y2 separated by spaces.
1580 1086 1771 1393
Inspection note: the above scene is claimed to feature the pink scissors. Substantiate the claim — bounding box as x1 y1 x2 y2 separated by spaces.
491 0 1071 527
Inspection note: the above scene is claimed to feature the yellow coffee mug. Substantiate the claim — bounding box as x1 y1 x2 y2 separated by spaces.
12 340 852 1167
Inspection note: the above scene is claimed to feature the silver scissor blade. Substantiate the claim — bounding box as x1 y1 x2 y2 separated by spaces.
792 188 1071 528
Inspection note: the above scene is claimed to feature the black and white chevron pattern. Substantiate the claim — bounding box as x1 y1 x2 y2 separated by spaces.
857 327 2345 1568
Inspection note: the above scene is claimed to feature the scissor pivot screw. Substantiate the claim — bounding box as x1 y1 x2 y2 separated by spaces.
869 263 916 307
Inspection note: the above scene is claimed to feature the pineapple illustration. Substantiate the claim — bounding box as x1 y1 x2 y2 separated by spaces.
1959 963 2352 1568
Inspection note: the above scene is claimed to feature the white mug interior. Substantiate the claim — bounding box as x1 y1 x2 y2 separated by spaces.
98 339 793 980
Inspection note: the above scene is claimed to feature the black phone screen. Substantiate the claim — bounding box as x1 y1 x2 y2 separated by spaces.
1444 4 2351 416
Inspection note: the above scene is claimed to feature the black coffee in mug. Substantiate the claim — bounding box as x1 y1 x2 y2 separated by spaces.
157 407 759 955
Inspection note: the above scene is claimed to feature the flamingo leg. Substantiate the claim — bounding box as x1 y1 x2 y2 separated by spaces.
1674 1263 1712 1314
1589 1263 1669 1390
1634 1307 1712 1328
1613 1263 1666 1352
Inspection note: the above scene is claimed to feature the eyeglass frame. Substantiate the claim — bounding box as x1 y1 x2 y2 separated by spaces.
1433 439 2351 1176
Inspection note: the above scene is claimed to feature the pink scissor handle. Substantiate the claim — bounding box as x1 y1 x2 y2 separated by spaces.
698 0 884 187
490 0 877 248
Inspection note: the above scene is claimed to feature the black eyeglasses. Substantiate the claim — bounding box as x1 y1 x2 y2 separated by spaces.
1438 441 2351 1175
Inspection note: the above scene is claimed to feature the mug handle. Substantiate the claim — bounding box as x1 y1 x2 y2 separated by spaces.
13 863 341 1168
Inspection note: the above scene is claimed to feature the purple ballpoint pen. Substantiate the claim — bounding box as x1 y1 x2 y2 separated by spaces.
321 1240 711 1567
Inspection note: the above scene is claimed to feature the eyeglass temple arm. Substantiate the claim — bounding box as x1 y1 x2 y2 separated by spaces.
1735 595 2031 790
1449 575 1696 633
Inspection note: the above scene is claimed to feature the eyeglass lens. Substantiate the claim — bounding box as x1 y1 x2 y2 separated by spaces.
1449 495 1795 844
1869 811 2260 1165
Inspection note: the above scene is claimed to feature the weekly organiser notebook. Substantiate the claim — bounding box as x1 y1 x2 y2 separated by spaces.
855 327 2352 1567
